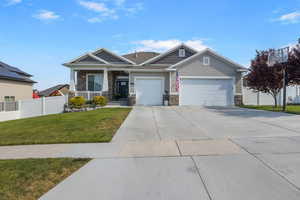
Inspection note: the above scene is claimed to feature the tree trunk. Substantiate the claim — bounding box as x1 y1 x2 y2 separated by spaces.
274 96 278 108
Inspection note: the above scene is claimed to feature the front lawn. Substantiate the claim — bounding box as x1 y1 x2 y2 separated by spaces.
0 158 90 200
241 105 300 115
0 108 131 146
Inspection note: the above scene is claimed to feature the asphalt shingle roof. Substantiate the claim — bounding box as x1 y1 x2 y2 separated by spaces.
38 84 69 97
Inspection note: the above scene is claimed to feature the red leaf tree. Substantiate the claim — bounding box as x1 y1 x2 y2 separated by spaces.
245 46 300 107
245 51 283 107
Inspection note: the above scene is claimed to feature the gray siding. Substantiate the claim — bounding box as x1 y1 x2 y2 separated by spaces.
152 48 195 64
73 55 105 64
129 72 170 94
94 51 130 64
171 52 242 93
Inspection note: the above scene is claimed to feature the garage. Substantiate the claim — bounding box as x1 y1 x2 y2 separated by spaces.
135 77 164 106
179 78 233 106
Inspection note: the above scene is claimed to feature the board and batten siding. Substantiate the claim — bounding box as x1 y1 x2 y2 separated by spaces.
172 52 243 94
152 48 196 64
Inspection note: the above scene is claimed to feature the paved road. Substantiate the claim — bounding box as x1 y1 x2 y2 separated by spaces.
11 106 300 200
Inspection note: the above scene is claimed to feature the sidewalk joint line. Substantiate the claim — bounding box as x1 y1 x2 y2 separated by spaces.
229 138 300 192
191 156 213 200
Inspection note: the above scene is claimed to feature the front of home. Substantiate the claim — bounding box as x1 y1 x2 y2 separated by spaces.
63 44 247 106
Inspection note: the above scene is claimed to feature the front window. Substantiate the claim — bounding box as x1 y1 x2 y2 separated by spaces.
4 96 15 102
87 74 103 91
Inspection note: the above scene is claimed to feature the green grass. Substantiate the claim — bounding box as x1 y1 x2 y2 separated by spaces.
0 108 131 146
240 105 300 115
0 158 90 200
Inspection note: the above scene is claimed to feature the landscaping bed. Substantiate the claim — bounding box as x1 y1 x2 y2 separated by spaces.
241 105 300 115
0 108 131 146
0 158 90 200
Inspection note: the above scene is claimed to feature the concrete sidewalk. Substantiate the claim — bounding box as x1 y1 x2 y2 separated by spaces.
0 139 245 159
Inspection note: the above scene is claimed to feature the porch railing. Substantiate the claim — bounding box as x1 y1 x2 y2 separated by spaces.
0 101 19 112
74 91 103 100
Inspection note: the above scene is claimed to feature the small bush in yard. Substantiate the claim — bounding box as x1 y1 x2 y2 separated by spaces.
93 96 108 106
69 96 85 108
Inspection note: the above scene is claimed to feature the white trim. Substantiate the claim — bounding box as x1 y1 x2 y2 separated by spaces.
86 73 104 91
88 53 110 64
64 53 109 65
91 48 136 65
70 67 174 72
203 56 210 66
133 76 165 95
139 43 198 66
179 76 233 79
169 71 172 94
169 48 246 70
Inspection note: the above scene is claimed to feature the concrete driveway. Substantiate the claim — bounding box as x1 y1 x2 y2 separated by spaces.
113 106 300 141
39 106 300 200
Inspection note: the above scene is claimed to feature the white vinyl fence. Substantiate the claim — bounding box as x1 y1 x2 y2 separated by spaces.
243 86 300 106
0 96 68 122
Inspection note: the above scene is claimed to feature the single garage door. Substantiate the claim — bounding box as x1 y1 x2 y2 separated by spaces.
135 78 164 106
180 78 233 106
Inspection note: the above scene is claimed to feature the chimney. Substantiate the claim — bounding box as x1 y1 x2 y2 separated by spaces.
298 38 300 44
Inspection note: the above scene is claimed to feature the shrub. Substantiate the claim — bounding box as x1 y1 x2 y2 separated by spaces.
69 96 85 108
93 96 108 107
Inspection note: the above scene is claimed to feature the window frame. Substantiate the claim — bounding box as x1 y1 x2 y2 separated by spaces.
86 73 103 91
178 48 186 58
4 96 15 102
203 56 210 66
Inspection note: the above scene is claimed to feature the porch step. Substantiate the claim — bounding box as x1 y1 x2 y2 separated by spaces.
108 100 128 106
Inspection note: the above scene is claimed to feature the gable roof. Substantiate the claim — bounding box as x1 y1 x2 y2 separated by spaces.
0 61 36 83
123 52 160 64
139 43 198 66
91 48 136 65
69 53 109 64
39 84 69 97
169 48 247 70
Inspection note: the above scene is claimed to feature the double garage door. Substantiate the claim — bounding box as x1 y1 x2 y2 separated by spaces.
180 78 233 106
135 77 233 106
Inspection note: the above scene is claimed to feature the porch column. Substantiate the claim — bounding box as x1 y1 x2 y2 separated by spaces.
102 68 108 92
70 68 75 92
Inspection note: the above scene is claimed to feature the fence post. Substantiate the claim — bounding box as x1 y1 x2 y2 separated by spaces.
18 100 21 111
42 97 46 115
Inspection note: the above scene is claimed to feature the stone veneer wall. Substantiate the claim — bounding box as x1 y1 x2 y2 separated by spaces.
128 95 136 106
234 95 243 106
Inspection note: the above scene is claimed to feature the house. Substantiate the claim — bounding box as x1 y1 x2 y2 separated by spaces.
63 44 247 106
0 61 36 102
38 84 69 97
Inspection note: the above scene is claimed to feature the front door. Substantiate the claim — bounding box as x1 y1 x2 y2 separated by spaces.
116 80 129 99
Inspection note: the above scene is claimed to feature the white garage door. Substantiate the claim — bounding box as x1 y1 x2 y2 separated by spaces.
135 78 164 106
180 78 233 106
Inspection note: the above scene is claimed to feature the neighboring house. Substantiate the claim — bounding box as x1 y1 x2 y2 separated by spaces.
0 61 35 102
63 44 247 106
38 84 69 97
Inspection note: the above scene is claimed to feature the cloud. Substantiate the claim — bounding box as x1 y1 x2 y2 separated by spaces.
125 2 143 15
78 1 110 13
278 11 300 24
4 0 21 6
78 1 143 23
78 1 118 23
134 39 209 52
33 10 60 21
115 0 125 7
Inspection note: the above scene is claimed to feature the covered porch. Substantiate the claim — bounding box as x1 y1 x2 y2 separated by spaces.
69 68 129 102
